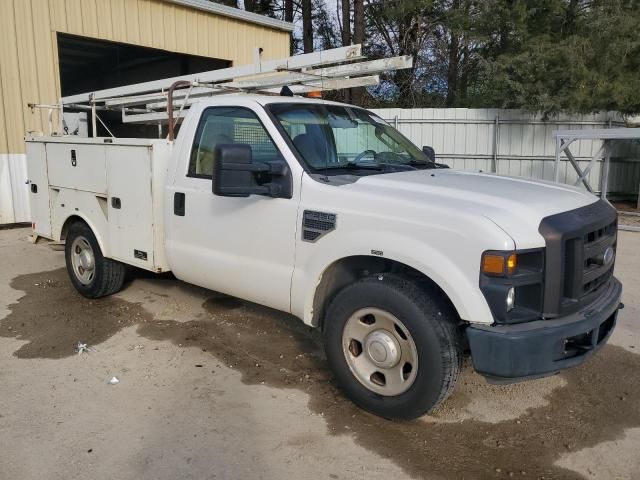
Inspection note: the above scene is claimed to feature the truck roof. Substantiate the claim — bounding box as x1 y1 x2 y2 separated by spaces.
240 94 354 109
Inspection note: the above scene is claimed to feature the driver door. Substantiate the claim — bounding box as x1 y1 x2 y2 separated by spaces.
166 106 299 312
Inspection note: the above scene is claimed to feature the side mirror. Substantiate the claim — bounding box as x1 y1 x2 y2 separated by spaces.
212 144 292 198
422 145 436 162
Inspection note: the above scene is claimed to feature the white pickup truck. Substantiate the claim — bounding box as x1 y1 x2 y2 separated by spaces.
26 94 622 420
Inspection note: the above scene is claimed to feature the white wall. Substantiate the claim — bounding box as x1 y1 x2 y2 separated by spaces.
0 154 30 224
370 108 640 196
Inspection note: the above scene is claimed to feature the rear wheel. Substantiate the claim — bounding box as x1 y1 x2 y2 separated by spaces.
323 275 462 420
65 221 126 298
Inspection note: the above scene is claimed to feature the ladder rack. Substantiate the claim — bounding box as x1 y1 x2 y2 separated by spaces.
52 45 412 137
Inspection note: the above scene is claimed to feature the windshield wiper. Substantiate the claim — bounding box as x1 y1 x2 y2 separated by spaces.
324 162 385 171
324 160 430 173
345 162 385 171
407 160 437 169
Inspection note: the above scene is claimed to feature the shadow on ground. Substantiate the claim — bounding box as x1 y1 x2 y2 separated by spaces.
3 268 639 479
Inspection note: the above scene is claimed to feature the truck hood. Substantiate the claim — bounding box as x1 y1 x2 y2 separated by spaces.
347 169 597 249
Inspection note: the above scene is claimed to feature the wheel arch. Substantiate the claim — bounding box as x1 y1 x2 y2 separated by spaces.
59 214 109 257
309 255 461 330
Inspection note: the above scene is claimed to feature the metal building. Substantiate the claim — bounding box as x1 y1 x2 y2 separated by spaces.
0 0 293 224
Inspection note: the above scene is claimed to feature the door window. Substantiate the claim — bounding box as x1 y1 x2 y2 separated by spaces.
188 107 279 178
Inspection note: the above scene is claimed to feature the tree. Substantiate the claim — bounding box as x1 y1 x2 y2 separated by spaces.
284 0 294 53
420 0 480 107
349 0 365 104
473 0 640 114
314 0 339 50
341 0 351 47
338 0 352 102
209 0 238 7
284 0 293 22
244 0 276 16
302 0 313 53
212 0 640 114
365 0 438 107
361 0 640 113
353 0 364 45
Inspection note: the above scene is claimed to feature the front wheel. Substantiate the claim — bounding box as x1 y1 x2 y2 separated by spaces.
65 221 126 298
323 275 462 420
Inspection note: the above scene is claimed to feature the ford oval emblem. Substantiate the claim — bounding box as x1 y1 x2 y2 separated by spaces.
603 247 615 265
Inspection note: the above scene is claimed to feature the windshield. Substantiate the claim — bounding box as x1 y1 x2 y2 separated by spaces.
268 103 431 174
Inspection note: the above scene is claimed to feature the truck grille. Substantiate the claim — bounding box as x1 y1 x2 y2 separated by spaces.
581 221 617 295
539 200 618 318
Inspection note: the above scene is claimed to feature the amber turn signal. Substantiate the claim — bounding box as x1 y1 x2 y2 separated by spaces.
482 255 505 275
506 254 517 275
482 253 517 276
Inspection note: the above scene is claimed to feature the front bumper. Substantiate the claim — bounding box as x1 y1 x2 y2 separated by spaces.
467 277 622 383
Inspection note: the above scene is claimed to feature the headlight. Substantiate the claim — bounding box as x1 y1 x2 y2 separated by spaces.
480 249 544 323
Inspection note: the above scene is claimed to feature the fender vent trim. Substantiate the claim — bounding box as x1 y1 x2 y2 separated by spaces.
302 210 336 243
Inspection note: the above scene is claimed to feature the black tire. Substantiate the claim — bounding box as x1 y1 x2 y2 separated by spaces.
65 221 126 298
323 274 462 420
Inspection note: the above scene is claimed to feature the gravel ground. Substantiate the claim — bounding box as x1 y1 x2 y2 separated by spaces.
619 213 640 229
612 202 640 229
0 227 639 480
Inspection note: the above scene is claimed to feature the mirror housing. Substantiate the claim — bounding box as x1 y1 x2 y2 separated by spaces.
212 144 292 198
422 145 436 162
422 145 450 168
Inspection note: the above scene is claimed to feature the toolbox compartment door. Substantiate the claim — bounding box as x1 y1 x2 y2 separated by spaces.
47 143 107 194
25 142 52 237
106 145 155 269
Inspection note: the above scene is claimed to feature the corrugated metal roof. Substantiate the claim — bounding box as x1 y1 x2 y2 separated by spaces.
164 0 294 32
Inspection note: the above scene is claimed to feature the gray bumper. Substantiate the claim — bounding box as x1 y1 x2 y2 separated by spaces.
467 277 622 383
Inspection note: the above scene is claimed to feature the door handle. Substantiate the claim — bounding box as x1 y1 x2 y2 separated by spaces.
174 192 185 216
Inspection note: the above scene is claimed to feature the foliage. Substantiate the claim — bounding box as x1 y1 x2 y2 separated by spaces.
474 0 640 114
207 0 640 114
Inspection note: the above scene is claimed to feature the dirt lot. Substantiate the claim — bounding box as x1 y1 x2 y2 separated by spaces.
1 227 639 480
